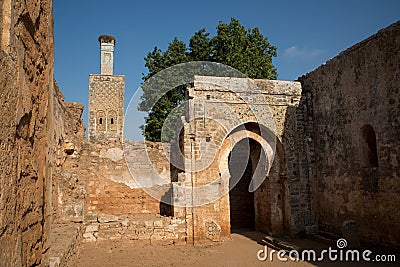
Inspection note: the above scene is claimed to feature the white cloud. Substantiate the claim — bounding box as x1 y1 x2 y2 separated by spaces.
283 46 324 59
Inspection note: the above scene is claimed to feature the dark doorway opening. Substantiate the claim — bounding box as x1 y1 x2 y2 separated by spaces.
228 139 257 230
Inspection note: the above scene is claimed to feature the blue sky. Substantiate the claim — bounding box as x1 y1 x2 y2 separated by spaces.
53 0 400 140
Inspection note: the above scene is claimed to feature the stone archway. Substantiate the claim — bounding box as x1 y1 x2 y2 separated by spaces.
176 76 302 242
218 124 289 236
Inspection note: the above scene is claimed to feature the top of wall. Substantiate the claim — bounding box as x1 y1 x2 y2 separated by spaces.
89 74 125 78
300 20 400 80
193 76 302 96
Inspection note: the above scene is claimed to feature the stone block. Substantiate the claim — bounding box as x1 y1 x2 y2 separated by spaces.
85 224 99 233
154 220 163 228
137 228 152 240
96 228 122 241
151 229 165 241
98 214 119 223
83 232 97 242
121 218 130 227
84 213 98 222
144 220 153 228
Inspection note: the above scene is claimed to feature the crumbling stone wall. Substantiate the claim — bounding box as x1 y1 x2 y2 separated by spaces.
78 140 186 244
53 126 186 244
299 21 400 249
0 0 55 265
56 140 172 220
0 0 12 50
82 214 186 244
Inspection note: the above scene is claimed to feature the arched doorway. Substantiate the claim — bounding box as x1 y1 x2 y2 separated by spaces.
219 123 289 236
228 138 262 230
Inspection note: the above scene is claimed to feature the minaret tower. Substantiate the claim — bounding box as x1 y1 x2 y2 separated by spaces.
88 35 125 143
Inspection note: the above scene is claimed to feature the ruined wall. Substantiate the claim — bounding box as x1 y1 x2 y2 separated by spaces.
50 81 87 225
81 214 186 244
48 80 183 260
79 140 186 244
53 130 185 244
0 0 55 265
299 21 400 248
48 84 86 266
56 140 171 221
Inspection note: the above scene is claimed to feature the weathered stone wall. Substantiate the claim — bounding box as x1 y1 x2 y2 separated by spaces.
83 142 169 217
79 141 187 244
56 139 172 221
254 79 316 233
124 141 171 188
88 75 125 142
0 0 55 265
51 82 87 225
82 214 186 244
0 0 11 50
299 21 400 249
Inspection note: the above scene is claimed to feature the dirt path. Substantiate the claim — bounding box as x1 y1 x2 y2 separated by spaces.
74 232 398 267
74 232 313 267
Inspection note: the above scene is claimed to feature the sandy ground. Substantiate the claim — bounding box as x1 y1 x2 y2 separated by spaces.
74 231 398 267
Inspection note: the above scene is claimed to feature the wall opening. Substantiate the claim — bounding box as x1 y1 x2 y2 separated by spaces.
97 111 106 132
229 138 260 230
222 123 288 235
360 124 379 192
108 110 117 131
360 124 378 168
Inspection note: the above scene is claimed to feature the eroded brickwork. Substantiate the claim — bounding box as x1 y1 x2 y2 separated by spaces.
0 0 55 265
299 21 400 249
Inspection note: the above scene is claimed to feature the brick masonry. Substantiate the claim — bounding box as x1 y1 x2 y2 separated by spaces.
298 21 400 249
82 214 186 245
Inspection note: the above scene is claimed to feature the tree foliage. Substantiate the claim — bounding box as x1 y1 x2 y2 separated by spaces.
139 18 277 142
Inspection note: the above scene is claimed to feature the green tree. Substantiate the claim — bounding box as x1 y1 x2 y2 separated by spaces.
139 18 277 142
